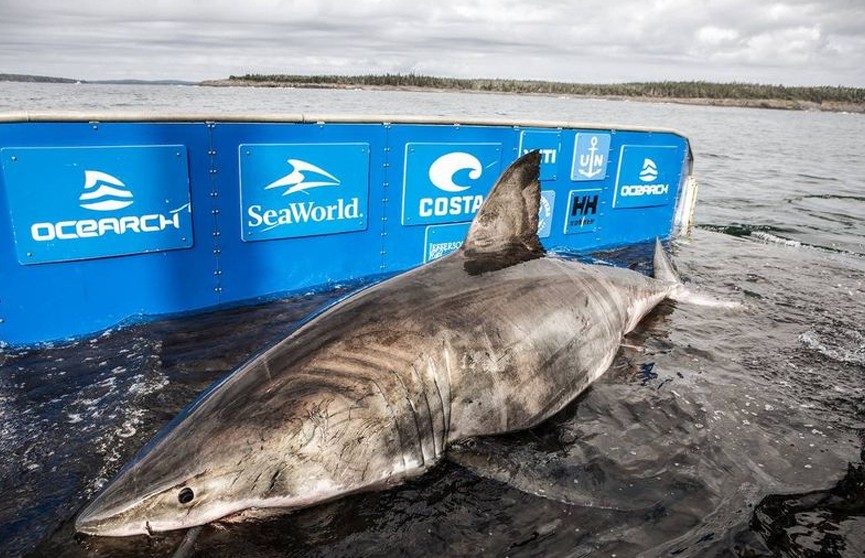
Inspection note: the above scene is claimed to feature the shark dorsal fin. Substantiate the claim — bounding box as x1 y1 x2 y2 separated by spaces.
461 150 545 275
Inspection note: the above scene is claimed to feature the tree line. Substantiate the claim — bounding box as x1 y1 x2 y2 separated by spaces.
229 73 864 104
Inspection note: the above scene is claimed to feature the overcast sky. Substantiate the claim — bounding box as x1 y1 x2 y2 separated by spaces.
1 0 863 86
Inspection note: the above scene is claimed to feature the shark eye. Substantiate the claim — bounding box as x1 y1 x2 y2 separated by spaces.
178 487 195 504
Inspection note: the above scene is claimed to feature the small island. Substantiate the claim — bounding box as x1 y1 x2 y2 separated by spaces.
202 74 865 114
0 73 78 84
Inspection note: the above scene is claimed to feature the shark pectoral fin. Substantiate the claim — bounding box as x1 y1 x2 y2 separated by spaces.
653 239 740 309
448 437 643 511
460 151 545 275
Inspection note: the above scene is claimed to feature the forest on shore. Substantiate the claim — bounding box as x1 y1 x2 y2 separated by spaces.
205 74 865 112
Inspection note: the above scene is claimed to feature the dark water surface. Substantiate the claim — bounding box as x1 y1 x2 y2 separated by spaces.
1 84 863 557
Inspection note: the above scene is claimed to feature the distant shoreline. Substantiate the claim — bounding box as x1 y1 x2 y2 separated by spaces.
200 79 863 113
202 76 865 114
3 72 862 114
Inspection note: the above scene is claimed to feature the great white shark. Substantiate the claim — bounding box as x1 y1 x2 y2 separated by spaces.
76 150 692 537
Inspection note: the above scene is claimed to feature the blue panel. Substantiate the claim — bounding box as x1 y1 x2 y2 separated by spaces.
401 142 502 226
612 145 680 209
564 188 602 234
1 145 192 264
518 130 561 181
0 122 216 345
538 190 556 239
571 132 611 181
209 123 387 304
423 223 470 262
383 125 520 273
239 143 369 241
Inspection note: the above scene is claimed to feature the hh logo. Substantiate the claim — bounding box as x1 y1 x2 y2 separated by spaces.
565 189 602 234
79 170 134 211
402 143 502 226
239 144 370 241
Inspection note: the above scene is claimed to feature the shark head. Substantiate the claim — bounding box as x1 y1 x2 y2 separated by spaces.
75 362 385 536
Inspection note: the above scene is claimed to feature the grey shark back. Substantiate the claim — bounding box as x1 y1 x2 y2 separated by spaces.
75 150 679 537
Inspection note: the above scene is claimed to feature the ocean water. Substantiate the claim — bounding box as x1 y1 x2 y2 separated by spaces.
0 83 863 557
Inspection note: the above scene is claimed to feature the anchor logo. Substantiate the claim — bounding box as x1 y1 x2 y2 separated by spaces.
578 137 605 178
572 133 610 182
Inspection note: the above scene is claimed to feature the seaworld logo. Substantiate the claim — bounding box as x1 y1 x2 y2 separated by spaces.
247 159 361 232
263 159 341 196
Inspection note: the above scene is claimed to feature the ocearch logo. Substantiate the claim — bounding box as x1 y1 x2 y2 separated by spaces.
419 152 485 218
621 157 669 197
247 158 360 232
639 159 659 182
79 170 134 211
30 169 183 242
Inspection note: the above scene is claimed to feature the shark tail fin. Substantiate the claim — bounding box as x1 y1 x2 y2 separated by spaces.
652 238 680 284
653 238 740 309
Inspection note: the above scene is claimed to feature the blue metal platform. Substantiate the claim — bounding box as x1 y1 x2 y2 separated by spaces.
0 114 696 346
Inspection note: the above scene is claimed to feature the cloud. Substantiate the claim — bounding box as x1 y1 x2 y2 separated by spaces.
0 0 862 85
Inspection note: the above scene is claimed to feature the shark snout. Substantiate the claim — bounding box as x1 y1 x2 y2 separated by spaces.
75 487 152 537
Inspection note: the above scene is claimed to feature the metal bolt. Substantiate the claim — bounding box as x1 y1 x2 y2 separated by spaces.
10 156 16 162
